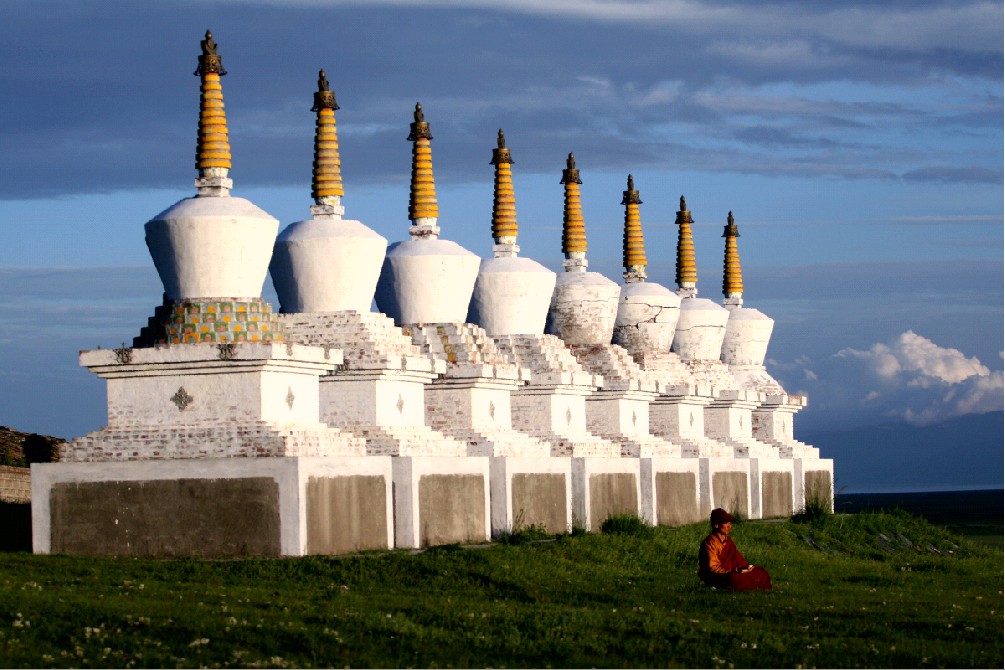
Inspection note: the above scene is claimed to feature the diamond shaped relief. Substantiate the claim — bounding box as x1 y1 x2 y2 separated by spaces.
565 407 572 425
171 387 193 411
286 387 295 410
489 401 496 420
397 394 405 413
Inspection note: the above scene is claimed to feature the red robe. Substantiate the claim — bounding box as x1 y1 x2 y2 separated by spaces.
698 532 772 591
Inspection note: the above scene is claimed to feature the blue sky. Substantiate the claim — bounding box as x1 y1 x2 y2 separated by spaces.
0 0 1001 491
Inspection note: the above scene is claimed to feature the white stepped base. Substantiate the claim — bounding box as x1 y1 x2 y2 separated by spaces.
346 425 468 457
435 428 552 458
64 421 365 462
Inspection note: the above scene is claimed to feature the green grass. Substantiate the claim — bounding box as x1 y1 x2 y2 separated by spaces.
1 512 1001 668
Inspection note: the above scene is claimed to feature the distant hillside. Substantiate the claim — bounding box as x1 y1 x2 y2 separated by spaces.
804 411 1004 493
0 426 65 468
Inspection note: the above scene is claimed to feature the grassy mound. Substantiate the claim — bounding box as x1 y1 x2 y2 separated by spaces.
1 512 1000 668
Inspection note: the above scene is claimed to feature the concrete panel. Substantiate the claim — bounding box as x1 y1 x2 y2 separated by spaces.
804 470 833 508
588 473 638 525
655 472 701 526
50 478 281 557
306 475 388 554
511 473 567 534
418 474 486 547
760 471 793 519
711 471 749 519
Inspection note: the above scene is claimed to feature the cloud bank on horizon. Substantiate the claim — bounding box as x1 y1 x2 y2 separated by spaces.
836 331 1003 426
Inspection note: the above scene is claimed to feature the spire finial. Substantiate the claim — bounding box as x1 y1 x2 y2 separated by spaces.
194 30 226 76
407 102 439 236
620 173 642 206
622 174 646 280
722 210 743 305
311 69 339 112
560 152 582 185
675 194 698 297
560 152 587 270
490 128 513 165
490 129 518 254
310 68 344 213
193 30 232 195
408 102 433 141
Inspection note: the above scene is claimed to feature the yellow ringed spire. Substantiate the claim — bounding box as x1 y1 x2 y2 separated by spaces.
621 174 647 281
675 195 698 297
311 69 344 209
560 153 588 270
407 102 440 238
722 210 743 306
490 129 518 251
193 30 232 195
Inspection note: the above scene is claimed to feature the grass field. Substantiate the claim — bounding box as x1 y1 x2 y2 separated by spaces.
2 511 1001 668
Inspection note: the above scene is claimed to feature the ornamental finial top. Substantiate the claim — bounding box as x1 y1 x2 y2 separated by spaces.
408 102 432 141
722 210 740 238
676 194 693 224
560 152 582 185
491 129 513 165
312 69 339 112
194 30 226 76
621 174 642 205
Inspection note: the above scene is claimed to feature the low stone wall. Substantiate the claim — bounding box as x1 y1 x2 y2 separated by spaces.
0 466 30 504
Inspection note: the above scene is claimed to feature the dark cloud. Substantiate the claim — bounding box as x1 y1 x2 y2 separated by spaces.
0 0 1000 199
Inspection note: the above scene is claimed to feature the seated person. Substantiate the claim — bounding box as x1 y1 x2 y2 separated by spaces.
698 508 772 591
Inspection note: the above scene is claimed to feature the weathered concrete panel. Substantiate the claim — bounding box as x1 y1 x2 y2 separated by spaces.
589 473 638 525
804 470 833 508
418 474 486 547
511 473 567 534
712 472 749 518
306 475 388 554
655 472 701 526
760 471 793 519
50 478 281 557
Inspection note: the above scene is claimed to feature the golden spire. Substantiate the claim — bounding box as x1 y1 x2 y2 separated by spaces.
675 195 698 297
560 153 587 263
311 69 344 205
407 103 439 235
722 211 743 305
193 31 232 188
490 130 518 246
621 174 647 281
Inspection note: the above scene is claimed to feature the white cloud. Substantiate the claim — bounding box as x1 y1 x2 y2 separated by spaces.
838 330 989 385
836 331 1002 425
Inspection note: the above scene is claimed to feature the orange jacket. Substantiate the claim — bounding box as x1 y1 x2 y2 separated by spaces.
698 532 749 585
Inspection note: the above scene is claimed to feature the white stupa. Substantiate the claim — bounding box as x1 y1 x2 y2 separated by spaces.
270 70 387 314
374 103 480 325
718 211 782 394
669 196 732 383
612 175 681 355
468 130 556 335
545 154 621 344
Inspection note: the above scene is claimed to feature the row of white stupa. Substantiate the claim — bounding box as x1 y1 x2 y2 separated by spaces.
33 34 831 556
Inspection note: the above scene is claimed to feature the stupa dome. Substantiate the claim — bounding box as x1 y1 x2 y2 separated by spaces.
271 70 387 313
468 131 556 336
611 175 680 354
544 153 619 345
144 31 278 302
373 104 479 325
